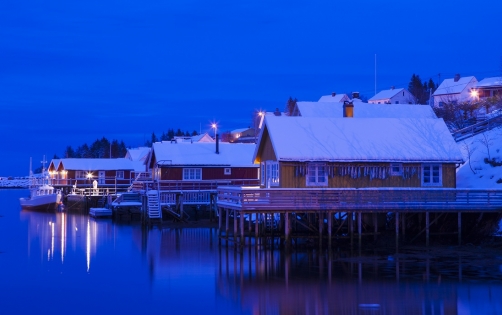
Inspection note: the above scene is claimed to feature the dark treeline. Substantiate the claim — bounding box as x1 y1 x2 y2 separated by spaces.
64 137 128 158
144 129 199 147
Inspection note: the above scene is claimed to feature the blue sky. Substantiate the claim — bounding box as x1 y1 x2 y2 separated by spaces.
1 0 501 176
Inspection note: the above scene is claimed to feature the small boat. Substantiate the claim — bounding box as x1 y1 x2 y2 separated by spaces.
20 184 63 211
19 156 62 212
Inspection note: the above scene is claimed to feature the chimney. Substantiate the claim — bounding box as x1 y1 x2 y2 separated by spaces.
274 108 281 116
454 74 460 82
390 86 395 90
343 101 354 118
331 92 336 97
215 134 219 154
352 91 360 99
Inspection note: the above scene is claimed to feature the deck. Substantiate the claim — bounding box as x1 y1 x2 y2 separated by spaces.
217 186 502 213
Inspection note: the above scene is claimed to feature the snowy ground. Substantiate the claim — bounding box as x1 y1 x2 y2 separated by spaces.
456 126 502 189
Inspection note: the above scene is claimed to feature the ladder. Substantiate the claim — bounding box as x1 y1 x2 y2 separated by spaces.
146 190 162 220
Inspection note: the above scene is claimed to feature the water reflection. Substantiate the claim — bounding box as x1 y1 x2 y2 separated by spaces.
20 210 112 273
16 209 502 314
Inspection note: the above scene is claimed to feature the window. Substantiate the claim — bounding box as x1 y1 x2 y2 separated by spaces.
390 163 403 176
422 164 442 186
75 171 86 179
265 161 279 187
116 171 124 179
395 101 399 104
306 164 328 186
224 168 231 175
183 168 202 180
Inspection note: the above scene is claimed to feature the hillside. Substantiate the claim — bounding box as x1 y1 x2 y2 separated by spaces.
456 126 502 189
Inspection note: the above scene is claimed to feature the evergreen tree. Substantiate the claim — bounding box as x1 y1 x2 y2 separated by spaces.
65 146 75 158
191 130 198 136
167 129 175 140
285 96 298 116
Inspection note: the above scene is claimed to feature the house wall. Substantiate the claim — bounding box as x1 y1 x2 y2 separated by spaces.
254 128 276 163
433 79 478 107
160 167 258 181
55 169 133 186
274 162 456 189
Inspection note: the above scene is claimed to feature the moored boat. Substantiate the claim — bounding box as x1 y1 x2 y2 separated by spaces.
20 184 62 211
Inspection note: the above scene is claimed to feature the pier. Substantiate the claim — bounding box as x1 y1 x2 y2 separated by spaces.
216 187 502 248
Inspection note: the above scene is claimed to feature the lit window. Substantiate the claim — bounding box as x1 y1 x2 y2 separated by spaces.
306 164 328 186
390 163 403 176
265 161 279 187
422 164 442 186
183 168 202 180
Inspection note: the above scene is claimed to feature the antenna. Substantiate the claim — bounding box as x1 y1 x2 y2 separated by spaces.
374 54 377 96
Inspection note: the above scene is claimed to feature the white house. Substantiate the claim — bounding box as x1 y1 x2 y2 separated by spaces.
368 87 415 104
432 74 478 107
473 77 502 99
318 93 350 103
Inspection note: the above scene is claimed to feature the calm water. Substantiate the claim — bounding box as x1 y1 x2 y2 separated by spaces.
2 190 502 315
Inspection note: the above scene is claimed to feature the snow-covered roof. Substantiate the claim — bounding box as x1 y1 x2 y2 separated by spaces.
152 142 257 167
59 158 145 172
476 77 502 88
318 94 349 102
295 101 436 118
256 115 463 163
368 88 406 101
125 147 150 162
433 76 477 96
191 133 215 143
231 128 251 134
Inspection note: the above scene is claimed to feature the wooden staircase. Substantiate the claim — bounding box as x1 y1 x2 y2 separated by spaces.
146 190 162 220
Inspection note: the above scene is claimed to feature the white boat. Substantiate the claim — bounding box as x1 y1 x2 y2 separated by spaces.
20 184 62 211
19 156 62 211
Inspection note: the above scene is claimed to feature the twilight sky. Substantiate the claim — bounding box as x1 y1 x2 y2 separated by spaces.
1 0 501 176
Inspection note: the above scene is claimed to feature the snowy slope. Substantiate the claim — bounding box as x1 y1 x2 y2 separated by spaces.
456 126 502 189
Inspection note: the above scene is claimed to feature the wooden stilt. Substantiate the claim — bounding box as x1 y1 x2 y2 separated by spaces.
373 213 378 241
218 207 223 245
285 213 290 249
395 212 399 249
319 212 323 249
240 211 245 246
328 211 332 250
426 211 430 247
255 212 259 240
358 212 362 249
458 212 462 246
234 210 238 244
225 208 229 242
349 212 353 248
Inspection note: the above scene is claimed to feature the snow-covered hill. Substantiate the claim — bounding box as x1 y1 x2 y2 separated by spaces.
456 126 502 189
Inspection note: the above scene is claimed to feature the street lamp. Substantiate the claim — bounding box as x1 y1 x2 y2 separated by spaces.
86 172 93 194
211 123 217 139
470 89 479 101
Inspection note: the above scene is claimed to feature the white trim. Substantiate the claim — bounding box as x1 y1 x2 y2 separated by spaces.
390 163 403 176
265 161 279 187
183 168 202 181
421 164 442 186
116 170 124 179
306 163 328 187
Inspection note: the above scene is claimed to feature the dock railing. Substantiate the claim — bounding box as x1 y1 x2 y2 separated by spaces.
217 187 502 212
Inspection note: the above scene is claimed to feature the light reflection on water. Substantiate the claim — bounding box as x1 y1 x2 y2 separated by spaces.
2 190 502 314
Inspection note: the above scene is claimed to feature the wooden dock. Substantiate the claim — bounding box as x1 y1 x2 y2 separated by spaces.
216 187 502 248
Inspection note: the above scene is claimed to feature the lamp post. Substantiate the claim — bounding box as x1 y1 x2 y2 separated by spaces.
211 123 217 139
87 173 93 195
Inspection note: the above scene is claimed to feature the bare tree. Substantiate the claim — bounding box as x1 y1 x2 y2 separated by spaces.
462 141 477 174
478 132 493 160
